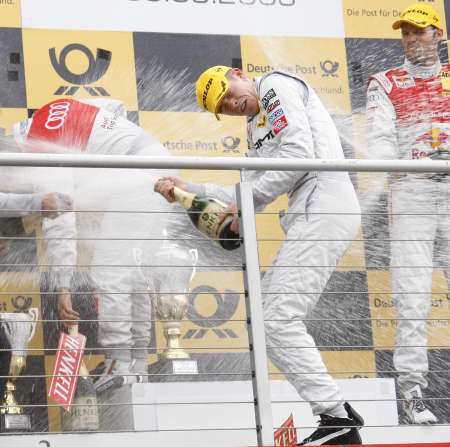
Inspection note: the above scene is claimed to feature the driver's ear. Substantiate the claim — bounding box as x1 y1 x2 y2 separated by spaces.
230 68 243 78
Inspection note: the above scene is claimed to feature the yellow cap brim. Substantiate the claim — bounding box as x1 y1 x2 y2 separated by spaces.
213 95 227 120
393 18 427 29
393 17 441 30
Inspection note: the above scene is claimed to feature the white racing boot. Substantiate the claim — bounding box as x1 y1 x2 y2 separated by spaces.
403 385 438 424
130 359 149 384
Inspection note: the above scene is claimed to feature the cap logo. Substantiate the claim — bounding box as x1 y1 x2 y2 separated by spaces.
215 80 227 101
202 78 213 108
402 7 430 18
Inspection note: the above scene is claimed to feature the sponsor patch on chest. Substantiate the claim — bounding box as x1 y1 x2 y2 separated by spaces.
266 99 280 114
392 75 415 89
261 88 277 109
273 115 288 135
268 107 284 124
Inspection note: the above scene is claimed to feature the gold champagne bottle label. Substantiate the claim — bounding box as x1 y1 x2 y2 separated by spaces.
62 395 99 431
196 200 226 239
173 186 195 209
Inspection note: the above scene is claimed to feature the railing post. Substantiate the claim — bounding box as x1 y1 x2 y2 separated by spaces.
236 181 273 447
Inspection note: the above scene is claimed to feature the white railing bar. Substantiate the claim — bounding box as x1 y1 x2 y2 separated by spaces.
3 369 450 379
237 182 274 446
3 317 449 324
7 396 450 409
0 153 449 173
1 423 449 436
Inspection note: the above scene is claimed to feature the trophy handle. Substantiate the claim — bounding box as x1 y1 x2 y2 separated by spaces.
26 308 39 343
188 248 198 283
133 247 155 292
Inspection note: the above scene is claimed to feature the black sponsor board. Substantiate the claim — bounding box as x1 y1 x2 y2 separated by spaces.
0 28 26 108
133 32 241 111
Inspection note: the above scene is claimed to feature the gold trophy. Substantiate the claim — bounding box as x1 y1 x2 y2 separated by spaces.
134 240 198 375
0 309 38 431
154 244 198 374
154 293 190 360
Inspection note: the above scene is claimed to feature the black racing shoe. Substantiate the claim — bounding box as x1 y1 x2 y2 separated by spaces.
298 402 364 445
90 359 136 394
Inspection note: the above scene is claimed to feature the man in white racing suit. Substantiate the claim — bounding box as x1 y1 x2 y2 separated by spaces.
13 98 175 391
156 66 363 445
366 3 449 424
0 189 75 320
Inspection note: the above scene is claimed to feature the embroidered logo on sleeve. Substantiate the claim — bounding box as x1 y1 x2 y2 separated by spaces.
266 99 280 114
256 113 267 128
268 107 284 124
272 115 288 135
261 89 277 109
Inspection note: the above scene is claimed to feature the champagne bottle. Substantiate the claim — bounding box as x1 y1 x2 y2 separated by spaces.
173 186 241 250
61 326 99 432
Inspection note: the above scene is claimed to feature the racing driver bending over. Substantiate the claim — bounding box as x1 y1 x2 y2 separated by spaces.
12 98 175 392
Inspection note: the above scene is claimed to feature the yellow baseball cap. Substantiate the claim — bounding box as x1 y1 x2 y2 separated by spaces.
195 66 231 120
392 3 442 30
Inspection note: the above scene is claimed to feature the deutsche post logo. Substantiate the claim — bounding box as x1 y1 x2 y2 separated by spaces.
184 285 240 340
49 43 112 96
221 136 241 154
320 60 339 78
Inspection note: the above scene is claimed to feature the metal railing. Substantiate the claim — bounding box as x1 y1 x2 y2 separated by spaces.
0 154 449 446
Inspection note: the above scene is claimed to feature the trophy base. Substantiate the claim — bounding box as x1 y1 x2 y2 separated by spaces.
1 413 31 432
148 358 199 381
171 359 198 375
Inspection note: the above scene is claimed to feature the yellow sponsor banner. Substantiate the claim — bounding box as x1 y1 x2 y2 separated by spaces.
241 36 351 115
22 29 138 110
0 107 27 135
155 271 248 354
0 0 21 28
0 272 43 353
139 110 245 185
269 350 376 380
343 0 447 39
368 270 450 349
139 111 246 157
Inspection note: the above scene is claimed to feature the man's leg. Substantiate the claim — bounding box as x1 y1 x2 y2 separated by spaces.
264 220 347 416
390 179 437 424
263 209 363 445
89 208 136 393
130 274 152 381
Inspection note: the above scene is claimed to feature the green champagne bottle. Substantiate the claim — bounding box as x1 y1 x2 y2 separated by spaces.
173 186 241 251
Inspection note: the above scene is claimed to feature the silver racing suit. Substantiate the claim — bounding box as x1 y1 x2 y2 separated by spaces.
0 191 75 290
13 98 174 362
191 71 361 416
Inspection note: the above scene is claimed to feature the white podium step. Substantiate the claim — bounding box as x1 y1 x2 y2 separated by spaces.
6 378 450 446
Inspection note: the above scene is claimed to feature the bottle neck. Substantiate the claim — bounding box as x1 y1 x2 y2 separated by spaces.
173 186 196 209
